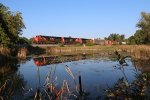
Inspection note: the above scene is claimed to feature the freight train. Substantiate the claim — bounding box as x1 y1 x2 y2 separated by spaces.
32 35 93 44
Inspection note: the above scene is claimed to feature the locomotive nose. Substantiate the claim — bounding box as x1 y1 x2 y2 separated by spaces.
33 37 39 43
35 37 38 41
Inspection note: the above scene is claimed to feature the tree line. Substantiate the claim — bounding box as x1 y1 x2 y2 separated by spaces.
104 34 125 44
105 12 150 45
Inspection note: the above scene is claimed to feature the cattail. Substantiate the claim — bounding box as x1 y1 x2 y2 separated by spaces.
65 65 75 79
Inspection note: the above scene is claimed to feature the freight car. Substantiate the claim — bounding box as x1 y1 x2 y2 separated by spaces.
32 35 93 45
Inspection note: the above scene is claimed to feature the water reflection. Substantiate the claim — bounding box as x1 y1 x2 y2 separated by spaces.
0 59 26 99
26 54 135 99
132 59 150 73
33 53 115 67
0 59 19 82
1 52 150 99
33 55 87 66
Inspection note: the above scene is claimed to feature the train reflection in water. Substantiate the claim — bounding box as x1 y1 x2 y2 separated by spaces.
33 54 88 66
33 52 116 67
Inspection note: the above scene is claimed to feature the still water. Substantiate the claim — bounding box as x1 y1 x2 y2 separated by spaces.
0 53 143 99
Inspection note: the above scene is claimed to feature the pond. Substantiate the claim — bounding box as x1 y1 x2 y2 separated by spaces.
0 52 150 99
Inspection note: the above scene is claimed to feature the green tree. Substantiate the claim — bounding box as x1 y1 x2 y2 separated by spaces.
28 38 33 44
18 37 30 44
128 12 150 44
0 3 25 46
134 30 145 44
128 36 136 45
105 33 125 43
137 12 150 43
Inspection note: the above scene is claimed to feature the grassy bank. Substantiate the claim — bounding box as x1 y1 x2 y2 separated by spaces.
43 45 150 59
1 45 150 59
45 45 150 52
117 45 150 59
46 45 117 55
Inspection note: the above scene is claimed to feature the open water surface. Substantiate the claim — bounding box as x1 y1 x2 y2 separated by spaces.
0 53 146 99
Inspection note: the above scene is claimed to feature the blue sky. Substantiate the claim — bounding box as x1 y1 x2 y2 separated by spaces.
1 0 150 39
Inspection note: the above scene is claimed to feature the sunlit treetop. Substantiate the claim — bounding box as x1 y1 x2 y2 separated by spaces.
0 3 25 46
